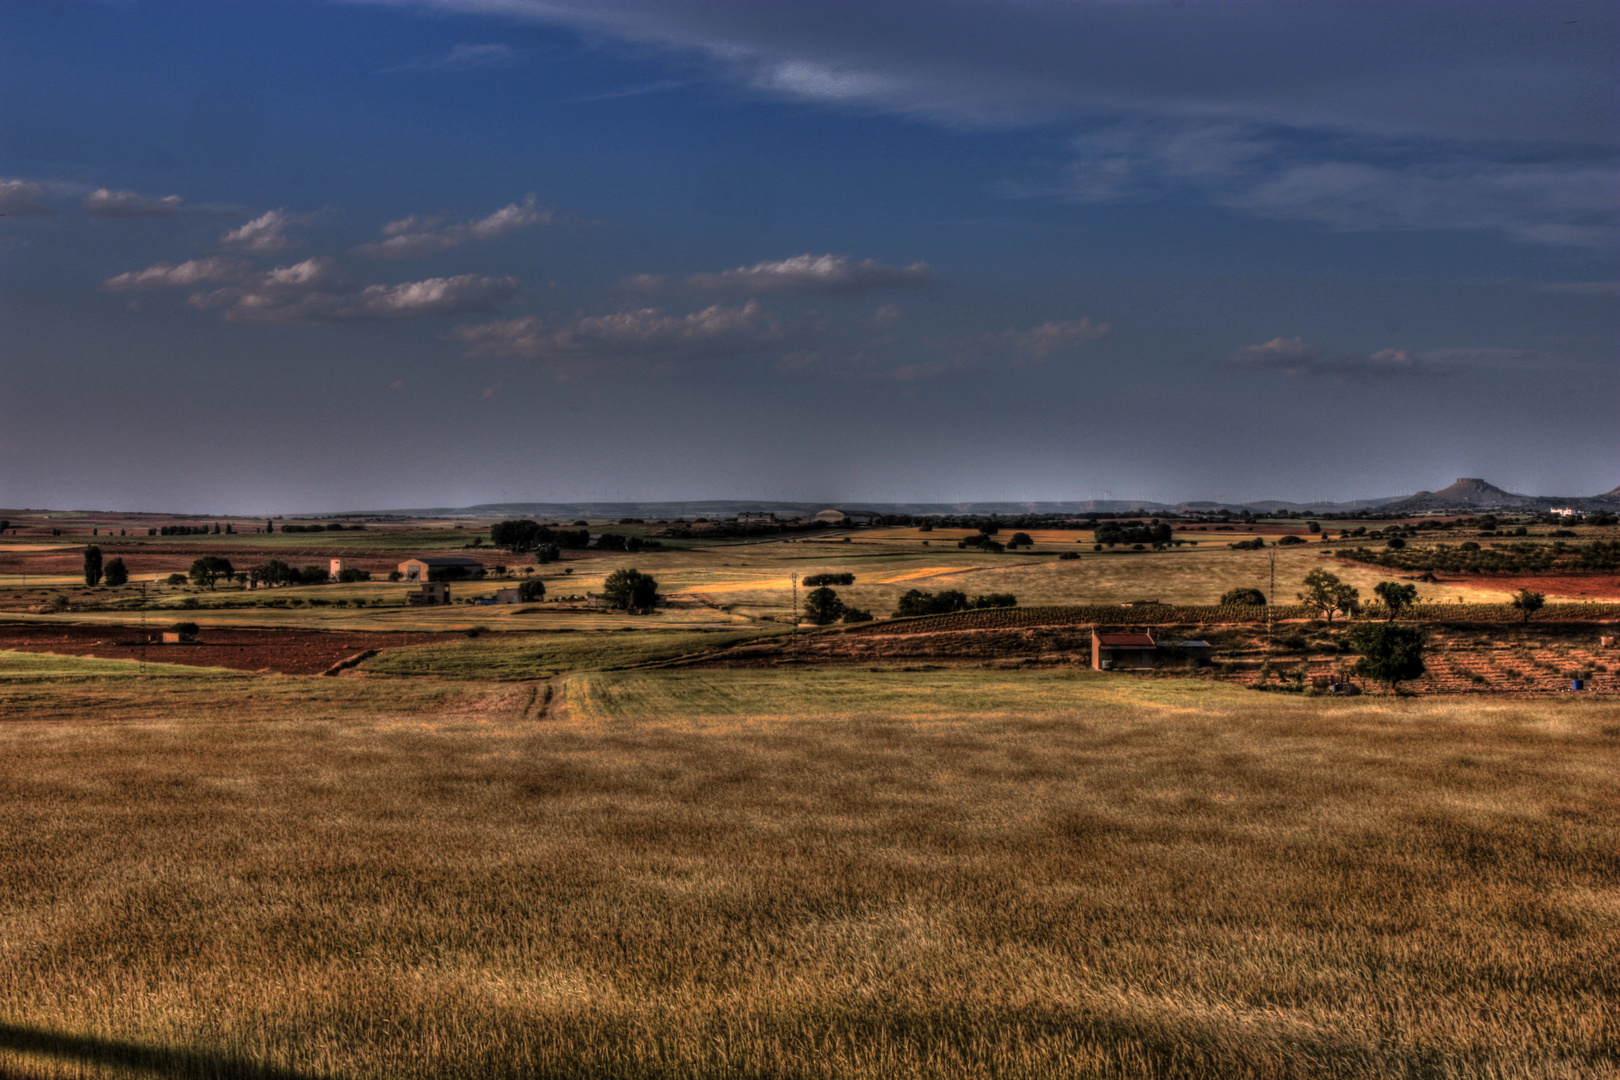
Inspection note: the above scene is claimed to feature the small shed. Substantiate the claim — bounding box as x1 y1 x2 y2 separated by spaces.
491 587 521 605
1092 631 1157 671
398 556 485 582
405 581 451 606
329 558 345 577
1175 640 1215 668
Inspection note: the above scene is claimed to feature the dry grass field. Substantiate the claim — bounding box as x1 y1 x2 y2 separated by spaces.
1 656 1616 1079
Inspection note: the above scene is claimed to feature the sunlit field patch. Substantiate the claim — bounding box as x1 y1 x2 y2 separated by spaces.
0 665 1615 1079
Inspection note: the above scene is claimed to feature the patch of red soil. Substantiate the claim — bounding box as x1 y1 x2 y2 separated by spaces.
0 623 461 675
1453 573 1620 601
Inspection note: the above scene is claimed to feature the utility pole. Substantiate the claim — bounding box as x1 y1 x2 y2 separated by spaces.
1267 549 1276 656
139 580 147 676
790 574 799 638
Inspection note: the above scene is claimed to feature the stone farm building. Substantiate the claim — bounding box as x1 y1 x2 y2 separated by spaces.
398 556 485 582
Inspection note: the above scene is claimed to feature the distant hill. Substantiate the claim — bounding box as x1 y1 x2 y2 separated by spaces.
1381 478 1620 514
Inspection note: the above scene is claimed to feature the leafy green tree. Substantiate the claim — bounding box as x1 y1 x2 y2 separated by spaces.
517 579 546 602
1510 588 1545 623
1306 521 1320 533
803 586 846 625
1348 622 1426 691
1297 568 1359 624
1373 581 1418 620
490 519 544 553
103 557 129 587
602 568 658 612
535 544 561 564
189 556 235 589
1220 587 1267 607
1007 532 1034 549
83 545 103 587
842 607 873 623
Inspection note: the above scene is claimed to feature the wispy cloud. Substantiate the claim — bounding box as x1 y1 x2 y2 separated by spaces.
574 79 687 103
0 179 54 216
1048 122 1619 249
104 255 518 323
221 209 305 254
624 254 931 296
188 259 519 323
1000 318 1111 360
382 3 1617 247
1228 337 1562 380
355 194 552 258
382 42 518 73
81 188 197 218
452 301 798 375
104 257 251 290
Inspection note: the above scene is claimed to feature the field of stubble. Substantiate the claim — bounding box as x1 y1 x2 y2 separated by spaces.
0 656 1616 1079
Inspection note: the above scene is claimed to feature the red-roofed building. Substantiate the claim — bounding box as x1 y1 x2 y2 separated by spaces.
1092 631 1157 671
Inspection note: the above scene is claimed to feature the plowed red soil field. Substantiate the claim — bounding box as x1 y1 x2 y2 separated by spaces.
1455 573 1620 600
0 623 459 674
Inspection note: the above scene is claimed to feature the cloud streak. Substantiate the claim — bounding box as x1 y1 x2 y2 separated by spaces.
221 210 304 253
104 257 251 290
356 194 552 258
624 254 930 296
81 188 194 218
1229 338 1564 380
452 301 796 374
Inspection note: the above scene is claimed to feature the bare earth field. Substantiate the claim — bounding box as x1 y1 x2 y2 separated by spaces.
0 622 459 675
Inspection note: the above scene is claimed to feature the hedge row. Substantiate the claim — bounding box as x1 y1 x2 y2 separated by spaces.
839 601 1620 635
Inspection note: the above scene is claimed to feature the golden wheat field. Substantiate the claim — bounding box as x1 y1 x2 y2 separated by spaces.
1 655 1616 1079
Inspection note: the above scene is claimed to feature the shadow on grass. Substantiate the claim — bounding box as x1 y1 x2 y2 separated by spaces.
0 1023 319 1079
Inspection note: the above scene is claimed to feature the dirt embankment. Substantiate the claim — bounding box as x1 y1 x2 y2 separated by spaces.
0 623 459 675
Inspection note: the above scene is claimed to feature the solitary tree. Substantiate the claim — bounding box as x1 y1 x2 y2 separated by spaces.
1348 622 1426 691
189 556 235 589
1007 532 1034 549
103 557 129 588
517 578 546 602
1373 581 1418 620
83 545 103 587
1298 568 1359 625
804 586 846 625
1220 587 1267 607
1510 588 1545 624
602 568 658 613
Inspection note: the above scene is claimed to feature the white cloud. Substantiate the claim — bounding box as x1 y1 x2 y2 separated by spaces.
625 254 931 296
1001 318 1111 360
452 301 794 373
221 210 301 253
171 257 517 323
81 188 192 218
356 194 552 258
104 257 250 291
0 180 53 216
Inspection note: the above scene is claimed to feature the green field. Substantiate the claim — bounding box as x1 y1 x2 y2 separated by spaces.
2 662 1617 1079
362 626 787 680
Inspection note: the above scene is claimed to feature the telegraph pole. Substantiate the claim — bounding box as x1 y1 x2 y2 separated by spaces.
1267 549 1276 655
790 574 799 638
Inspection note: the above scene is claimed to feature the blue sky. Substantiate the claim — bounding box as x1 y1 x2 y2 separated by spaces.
1 0 1614 513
